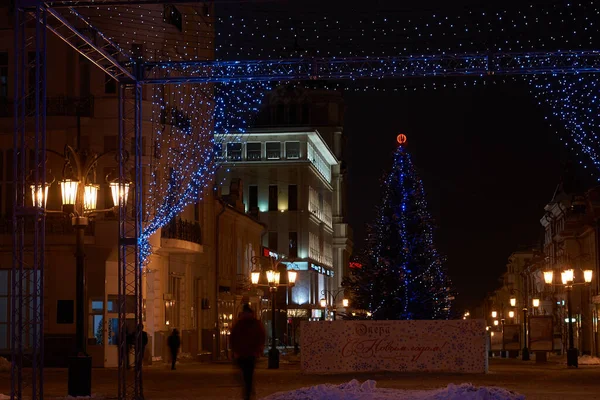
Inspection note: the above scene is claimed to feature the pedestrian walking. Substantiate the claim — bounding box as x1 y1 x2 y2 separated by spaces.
167 329 181 370
126 325 148 369
231 304 265 400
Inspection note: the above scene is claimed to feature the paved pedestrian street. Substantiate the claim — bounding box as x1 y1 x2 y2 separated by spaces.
1 358 600 400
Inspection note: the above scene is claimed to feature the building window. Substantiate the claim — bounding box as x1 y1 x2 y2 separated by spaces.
0 52 7 99
288 185 298 211
289 232 298 258
57 300 74 324
307 141 331 183
226 143 242 161
163 4 182 31
131 43 144 60
168 277 181 328
214 142 224 160
268 232 278 252
266 142 281 160
246 142 261 161
79 55 90 98
285 142 300 159
268 185 278 211
89 299 104 345
104 73 116 94
249 185 258 210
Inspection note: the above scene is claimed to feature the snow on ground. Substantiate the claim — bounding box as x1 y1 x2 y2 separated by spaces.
577 355 600 365
0 394 9 400
0 357 10 372
261 380 525 400
557 355 600 365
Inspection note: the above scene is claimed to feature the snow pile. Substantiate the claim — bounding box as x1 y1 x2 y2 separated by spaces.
558 355 600 365
261 380 525 400
0 357 10 372
65 393 103 399
578 355 600 365
178 352 194 360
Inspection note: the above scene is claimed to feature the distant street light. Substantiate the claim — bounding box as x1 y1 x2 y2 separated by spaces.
250 256 297 369
543 267 593 367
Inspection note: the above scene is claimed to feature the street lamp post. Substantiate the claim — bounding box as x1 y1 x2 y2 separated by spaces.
31 145 129 396
491 306 507 358
509 286 530 361
320 288 349 321
543 267 593 368
250 257 297 370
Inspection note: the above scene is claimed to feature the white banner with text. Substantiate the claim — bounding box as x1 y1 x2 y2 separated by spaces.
300 320 487 374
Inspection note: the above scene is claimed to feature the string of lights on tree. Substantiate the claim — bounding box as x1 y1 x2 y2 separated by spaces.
139 80 270 262
343 137 453 320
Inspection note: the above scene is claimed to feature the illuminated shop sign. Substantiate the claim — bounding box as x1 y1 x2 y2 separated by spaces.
310 263 334 277
262 246 281 259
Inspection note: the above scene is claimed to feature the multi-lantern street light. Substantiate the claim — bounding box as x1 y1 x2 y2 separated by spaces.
319 289 349 321
30 145 130 396
507 287 530 361
543 267 593 368
250 256 297 370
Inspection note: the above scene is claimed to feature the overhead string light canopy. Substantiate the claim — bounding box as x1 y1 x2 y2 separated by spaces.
44 0 600 261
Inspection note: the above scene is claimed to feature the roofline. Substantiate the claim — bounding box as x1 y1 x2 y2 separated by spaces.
215 128 339 165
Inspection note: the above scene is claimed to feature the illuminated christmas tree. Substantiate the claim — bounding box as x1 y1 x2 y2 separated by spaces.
344 135 453 320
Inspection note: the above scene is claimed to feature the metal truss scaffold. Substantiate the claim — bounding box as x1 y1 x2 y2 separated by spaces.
142 52 600 84
11 2 600 400
12 4 46 400
117 81 144 400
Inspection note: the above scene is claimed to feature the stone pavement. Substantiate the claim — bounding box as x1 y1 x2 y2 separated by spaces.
1 358 600 399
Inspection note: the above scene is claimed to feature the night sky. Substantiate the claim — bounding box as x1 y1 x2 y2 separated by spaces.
217 0 597 314
343 81 583 312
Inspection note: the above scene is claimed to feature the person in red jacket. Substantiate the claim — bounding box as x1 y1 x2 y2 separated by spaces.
231 304 265 400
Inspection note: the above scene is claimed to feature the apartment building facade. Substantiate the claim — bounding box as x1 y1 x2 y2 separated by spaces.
215 87 353 321
0 4 265 367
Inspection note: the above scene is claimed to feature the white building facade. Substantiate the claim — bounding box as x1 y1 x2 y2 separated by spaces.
216 126 352 319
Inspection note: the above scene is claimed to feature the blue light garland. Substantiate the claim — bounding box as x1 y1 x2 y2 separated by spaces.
529 75 600 179
140 80 270 263
346 144 453 320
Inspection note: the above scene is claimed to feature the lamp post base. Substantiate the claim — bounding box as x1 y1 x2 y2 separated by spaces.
567 348 578 368
522 347 530 361
68 355 92 397
268 347 280 369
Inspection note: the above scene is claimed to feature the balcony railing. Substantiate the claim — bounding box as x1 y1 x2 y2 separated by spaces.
0 95 94 118
161 217 202 245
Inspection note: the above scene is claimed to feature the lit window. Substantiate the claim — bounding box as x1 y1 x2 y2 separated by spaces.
286 142 300 159
266 142 281 160
247 142 261 161
227 143 242 161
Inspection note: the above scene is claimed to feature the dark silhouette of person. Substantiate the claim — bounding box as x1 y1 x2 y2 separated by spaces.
167 329 181 370
126 325 149 369
141 325 149 364
231 304 265 400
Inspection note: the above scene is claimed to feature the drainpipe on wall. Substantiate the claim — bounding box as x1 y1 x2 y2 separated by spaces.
214 199 227 360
